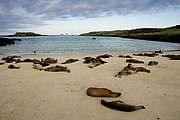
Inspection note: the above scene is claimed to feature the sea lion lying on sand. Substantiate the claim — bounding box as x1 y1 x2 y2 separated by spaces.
133 53 158 57
41 58 57 64
33 64 44 71
61 59 79 64
101 99 145 112
83 56 107 68
148 61 158 66
126 59 144 63
8 64 20 69
119 54 132 58
115 63 150 78
0 62 5 65
97 54 113 58
162 54 180 60
2 56 21 63
44 65 70 73
87 87 121 97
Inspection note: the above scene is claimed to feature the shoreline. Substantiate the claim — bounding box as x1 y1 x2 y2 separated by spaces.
0 51 180 120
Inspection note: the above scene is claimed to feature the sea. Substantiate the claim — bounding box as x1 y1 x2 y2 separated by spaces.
0 35 180 55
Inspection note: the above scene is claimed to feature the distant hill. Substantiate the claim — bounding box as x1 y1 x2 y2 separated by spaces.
80 25 180 43
7 32 45 37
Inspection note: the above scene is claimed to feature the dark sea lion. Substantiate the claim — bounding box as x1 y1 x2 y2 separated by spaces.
42 58 57 64
119 54 132 58
162 54 180 60
44 65 70 73
0 62 5 65
115 63 150 78
61 59 79 64
101 99 145 112
115 63 137 78
133 53 144 56
83 57 98 64
8 64 20 69
87 87 121 97
126 59 144 63
97 54 113 58
134 67 150 73
148 61 158 66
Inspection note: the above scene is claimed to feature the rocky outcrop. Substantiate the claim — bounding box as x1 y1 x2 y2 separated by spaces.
0 37 21 46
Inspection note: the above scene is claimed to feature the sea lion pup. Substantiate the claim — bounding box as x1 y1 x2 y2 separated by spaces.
33 64 44 71
115 63 137 78
101 99 145 112
126 59 144 63
8 64 20 69
119 54 132 58
61 59 79 64
97 54 113 58
87 87 121 97
148 61 158 66
44 65 70 73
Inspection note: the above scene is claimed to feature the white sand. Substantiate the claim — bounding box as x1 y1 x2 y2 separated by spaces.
0 52 180 120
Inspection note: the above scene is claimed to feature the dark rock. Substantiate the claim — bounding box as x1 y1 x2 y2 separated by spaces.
0 37 21 46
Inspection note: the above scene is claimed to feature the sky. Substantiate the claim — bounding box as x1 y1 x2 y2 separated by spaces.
0 0 180 35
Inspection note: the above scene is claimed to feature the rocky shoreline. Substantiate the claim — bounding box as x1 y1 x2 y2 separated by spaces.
0 37 21 46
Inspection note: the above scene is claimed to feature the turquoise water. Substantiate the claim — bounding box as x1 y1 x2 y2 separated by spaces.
0 36 180 55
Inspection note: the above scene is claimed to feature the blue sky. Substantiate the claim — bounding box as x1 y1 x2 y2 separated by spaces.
0 0 180 35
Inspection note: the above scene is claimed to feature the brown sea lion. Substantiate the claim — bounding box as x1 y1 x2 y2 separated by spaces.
42 58 57 64
101 99 145 112
61 59 79 64
8 64 20 69
83 57 98 64
44 65 70 73
119 54 132 58
148 61 158 66
126 59 144 63
87 87 121 97
97 54 113 58
115 63 137 78
115 63 150 78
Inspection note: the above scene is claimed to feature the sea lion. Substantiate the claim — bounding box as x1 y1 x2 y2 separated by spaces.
33 59 50 67
126 59 144 63
101 99 145 112
155 50 163 54
133 53 158 57
33 64 43 71
0 62 5 65
115 63 137 78
8 64 20 69
162 54 180 60
115 63 150 78
87 87 121 97
134 67 150 73
119 54 132 58
97 54 113 58
61 59 79 64
44 65 70 73
42 58 57 64
83 57 98 64
148 61 158 66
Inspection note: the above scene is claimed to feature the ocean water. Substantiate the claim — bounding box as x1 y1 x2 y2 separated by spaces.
0 35 180 55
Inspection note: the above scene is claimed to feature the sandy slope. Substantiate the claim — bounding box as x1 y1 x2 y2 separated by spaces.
0 52 180 120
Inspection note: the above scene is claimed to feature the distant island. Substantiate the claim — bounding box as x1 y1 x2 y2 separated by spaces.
7 32 45 37
80 25 180 43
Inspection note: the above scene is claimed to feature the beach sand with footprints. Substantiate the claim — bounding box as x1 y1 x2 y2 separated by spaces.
0 51 180 120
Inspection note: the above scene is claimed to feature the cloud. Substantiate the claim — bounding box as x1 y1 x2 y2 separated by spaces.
0 0 180 33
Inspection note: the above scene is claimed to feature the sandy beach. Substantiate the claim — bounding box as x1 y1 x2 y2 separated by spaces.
0 51 180 120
